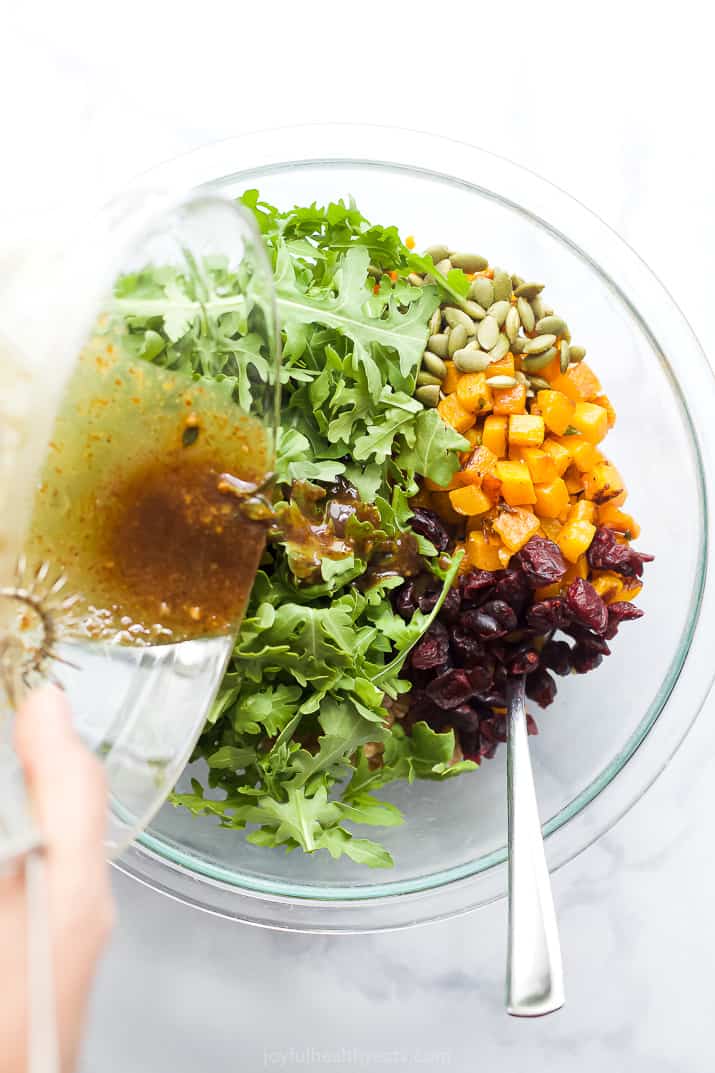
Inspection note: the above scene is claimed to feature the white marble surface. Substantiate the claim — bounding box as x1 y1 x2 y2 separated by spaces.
5 3 715 1069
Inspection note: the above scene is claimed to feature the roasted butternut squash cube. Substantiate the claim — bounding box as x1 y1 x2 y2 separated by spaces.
457 444 498 487
593 393 617 428
542 437 572 476
442 360 460 394
521 447 558 484
438 393 476 434
554 433 602 472
539 517 562 544
570 402 608 444
492 382 527 415
495 460 536 506
462 427 481 449
508 413 545 447
449 484 492 516
549 371 582 402
564 465 584 494
617 580 643 603
540 354 562 383
424 473 460 492
466 530 502 571
568 498 596 524
456 372 493 414
583 461 626 507
536 390 575 435
481 472 502 502
482 415 508 457
590 572 624 602
566 361 602 400
485 353 515 380
492 507 540 552
557 519 596 563
534 477 569 519
597 504 640 538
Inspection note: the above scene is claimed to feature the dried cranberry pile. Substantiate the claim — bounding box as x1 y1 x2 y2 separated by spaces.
398 510 653 763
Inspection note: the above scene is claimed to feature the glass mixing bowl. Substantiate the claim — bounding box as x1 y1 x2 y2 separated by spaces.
114 126 715 931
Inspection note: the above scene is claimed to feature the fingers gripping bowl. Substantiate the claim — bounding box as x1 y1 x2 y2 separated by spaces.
114 127 715 931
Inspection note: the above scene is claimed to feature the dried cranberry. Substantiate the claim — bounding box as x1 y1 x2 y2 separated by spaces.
479 717 507 745
493 568 530 614
526 714 539 736
426 668 474 710
410 508 450 552
587 527 654 579
460 569 497 604
467 658 495 693
571 646 604 674
417 581 441 614
461 609 503 640
480 600 518 633
450 626 484 665
407 690 445 726
507 649 540 676
526 598 572 634
395 580 417 619
449 705 481 734
473 690 506 708
566 578 609 635
604 601 644 639
562 623 611 656
540 639 573 677
437 585 462 623
525 667 557 708
518 537 568 588
411 622 450 670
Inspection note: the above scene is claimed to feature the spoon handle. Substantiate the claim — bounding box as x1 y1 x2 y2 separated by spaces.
506 675 565 1017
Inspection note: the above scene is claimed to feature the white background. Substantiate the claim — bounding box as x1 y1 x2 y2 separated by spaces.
5 3 715 1070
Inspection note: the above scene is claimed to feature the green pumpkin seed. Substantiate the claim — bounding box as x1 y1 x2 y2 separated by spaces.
487 375 518 389
408 272 425 287
367 264 381 279
526 388 535 398
428 333 449 358
527 376 551 391
569 345 587 363
488 334 510 362
460 299 486 321
415 384 441 407
470 277 494 308
444 307 476 336
422 352 448 378
523 333 556 355
492 268 512 302
515 371 529 385
505 304 521 343
450 251 489 272
517 297 535 333
477 315 500 351
542 305 554 316
511 336 526 354
559 339 571 373
488 299 511 326
514 281 545 300
530 296 546 321
447 323 469 357
454 349 491 373
435 258 453 276
511 274 524 289
536 315 568 337
424 245 450 263
429 309 442 336
522 348 558 372
417 371 442 387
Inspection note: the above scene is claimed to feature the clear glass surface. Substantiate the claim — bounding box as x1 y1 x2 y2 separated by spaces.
95 127 715 929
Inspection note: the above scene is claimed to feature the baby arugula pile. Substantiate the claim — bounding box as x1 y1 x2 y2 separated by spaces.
113 192 479 867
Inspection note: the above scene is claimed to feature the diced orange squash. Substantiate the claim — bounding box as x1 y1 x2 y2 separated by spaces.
557 519 596 563
466 530 502 571
462 427 481 449
569 498 596 523
485 353 515 380
536 390 575 436
539 517 562 543
492 507 540 552
508 413 545 447
616 580 643 603
424 473 460 492
593 394 616 428
495 460 536 506
597 504 640 539
482 415 508 457
542 438 572 477
438 393 476 434
492 382 527 415
456 371 493 414
449 484 492 516
570 401 608 444
458 444 498 485
591 572 623 602
430 491 463 525
481 473 502 503
583 461 626 507
539 354 562 383
534 477 569 519
521 447 558 484
497 546 512 568
564 465 584 494
534 581 562 600
566 361 602 400
442 361 460 394
554 433 602 472
549 371 583 402
563 556 589 584
454 541 471 575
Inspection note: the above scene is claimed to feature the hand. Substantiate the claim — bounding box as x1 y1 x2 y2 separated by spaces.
1 686 115 1073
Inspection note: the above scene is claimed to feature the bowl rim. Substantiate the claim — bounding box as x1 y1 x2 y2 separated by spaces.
115 123 715 931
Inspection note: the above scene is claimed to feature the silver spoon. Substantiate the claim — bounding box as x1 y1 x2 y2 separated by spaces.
506 674 565 1016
